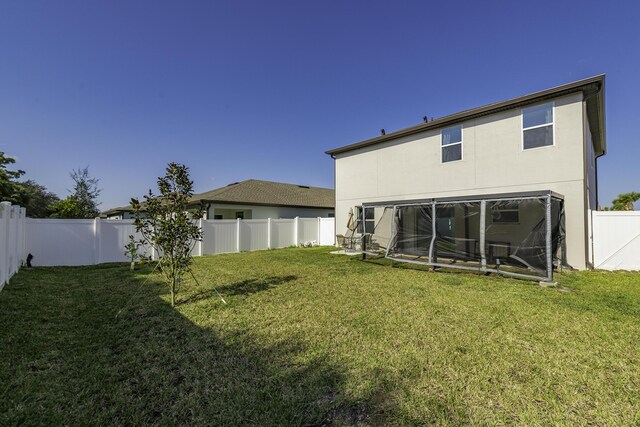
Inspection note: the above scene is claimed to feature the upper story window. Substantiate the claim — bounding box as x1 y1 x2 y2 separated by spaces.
523 102 553 149
442 125 462 162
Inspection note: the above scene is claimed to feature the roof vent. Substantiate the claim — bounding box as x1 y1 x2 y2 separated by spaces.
298 185 310 189
380 129 386 135
227 182 239 186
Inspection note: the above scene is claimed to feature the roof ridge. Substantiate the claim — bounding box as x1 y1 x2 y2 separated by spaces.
236 178 325 189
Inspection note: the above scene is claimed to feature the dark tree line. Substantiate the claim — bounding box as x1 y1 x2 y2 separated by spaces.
1 151 101 218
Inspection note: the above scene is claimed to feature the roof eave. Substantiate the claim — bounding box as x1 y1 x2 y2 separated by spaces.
326 75 606 156
585 77 606 157
191 199 334 209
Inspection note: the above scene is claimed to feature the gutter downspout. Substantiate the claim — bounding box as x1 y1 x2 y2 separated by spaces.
582 83 604 269
331 154 337 246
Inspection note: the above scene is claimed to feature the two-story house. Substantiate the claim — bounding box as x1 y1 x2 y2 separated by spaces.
326 75 605 276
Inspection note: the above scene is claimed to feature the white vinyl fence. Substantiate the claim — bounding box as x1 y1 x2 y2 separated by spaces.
24 217 335 267
4 204 639 273
0 202 27 288
25 219 154 267
591 210 640 270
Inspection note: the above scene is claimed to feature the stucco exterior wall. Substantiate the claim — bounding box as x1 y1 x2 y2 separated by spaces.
105 212 135 220
106 205 334 221
334 93 592 269
206 204 333 220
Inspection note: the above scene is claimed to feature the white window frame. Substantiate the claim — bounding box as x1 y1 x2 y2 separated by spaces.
490 206 520 225
354 206 374 234
522 101 555 151
441 124 463 163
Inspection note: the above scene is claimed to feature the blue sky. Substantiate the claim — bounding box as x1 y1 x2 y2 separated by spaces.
1 0 639 209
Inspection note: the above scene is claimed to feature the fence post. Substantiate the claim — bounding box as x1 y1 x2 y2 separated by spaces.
294 216 299 246
317 217 321 246
9 206 17 275
196 219 203 257
592 210 601 268
0 202 9 287
267 218 272 250
589 209 594 268
18 208 26 265
14 207 21 271
94 217 102 265
9 206 17 276
11 206 19 276
236 218 241 252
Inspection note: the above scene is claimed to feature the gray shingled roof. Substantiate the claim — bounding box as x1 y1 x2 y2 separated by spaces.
102 179 335 215
191 179 335 208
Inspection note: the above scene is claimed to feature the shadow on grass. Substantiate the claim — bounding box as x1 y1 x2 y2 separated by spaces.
218 275 298 295
0 265 397 425
180 275 298 305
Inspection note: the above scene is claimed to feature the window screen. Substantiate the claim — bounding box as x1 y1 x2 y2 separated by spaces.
491 202 519 224
523 102 553 149
355 206 374 233
442 125 462 162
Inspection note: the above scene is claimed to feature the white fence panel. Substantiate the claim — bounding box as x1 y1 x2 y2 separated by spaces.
15 216 336 269
1 202 27 287
98 220 154 263
240 219 269 252
0 203 10 285
26 219 96 266
319 217 335 246
98 219 134 263
592 211 640 270
298 218 319 245
202 220 237 255
271 219 295 248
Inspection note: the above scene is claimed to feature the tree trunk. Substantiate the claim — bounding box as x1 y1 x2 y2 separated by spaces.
130 261 135 271
169 275 176 306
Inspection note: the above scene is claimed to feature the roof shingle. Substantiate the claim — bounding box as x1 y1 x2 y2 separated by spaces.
102 179 335 215
191 179 334 208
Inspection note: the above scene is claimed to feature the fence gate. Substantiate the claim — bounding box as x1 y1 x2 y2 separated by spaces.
591 211 640 270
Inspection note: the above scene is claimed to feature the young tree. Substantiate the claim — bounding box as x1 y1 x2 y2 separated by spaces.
130 163 203 306
50 166 102 218
124 237 145 271
604 192 640 211
0 152 25 203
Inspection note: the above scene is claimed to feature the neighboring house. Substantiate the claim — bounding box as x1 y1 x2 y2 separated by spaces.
101 179 335 220
326 75 606 271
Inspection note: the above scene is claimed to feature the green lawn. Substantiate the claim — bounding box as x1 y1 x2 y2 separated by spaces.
1 247 639 426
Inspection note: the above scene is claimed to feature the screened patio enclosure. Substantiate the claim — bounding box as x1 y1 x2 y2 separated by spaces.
355 191 565 282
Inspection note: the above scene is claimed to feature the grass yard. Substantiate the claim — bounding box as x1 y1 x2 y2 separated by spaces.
1 247 639 425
